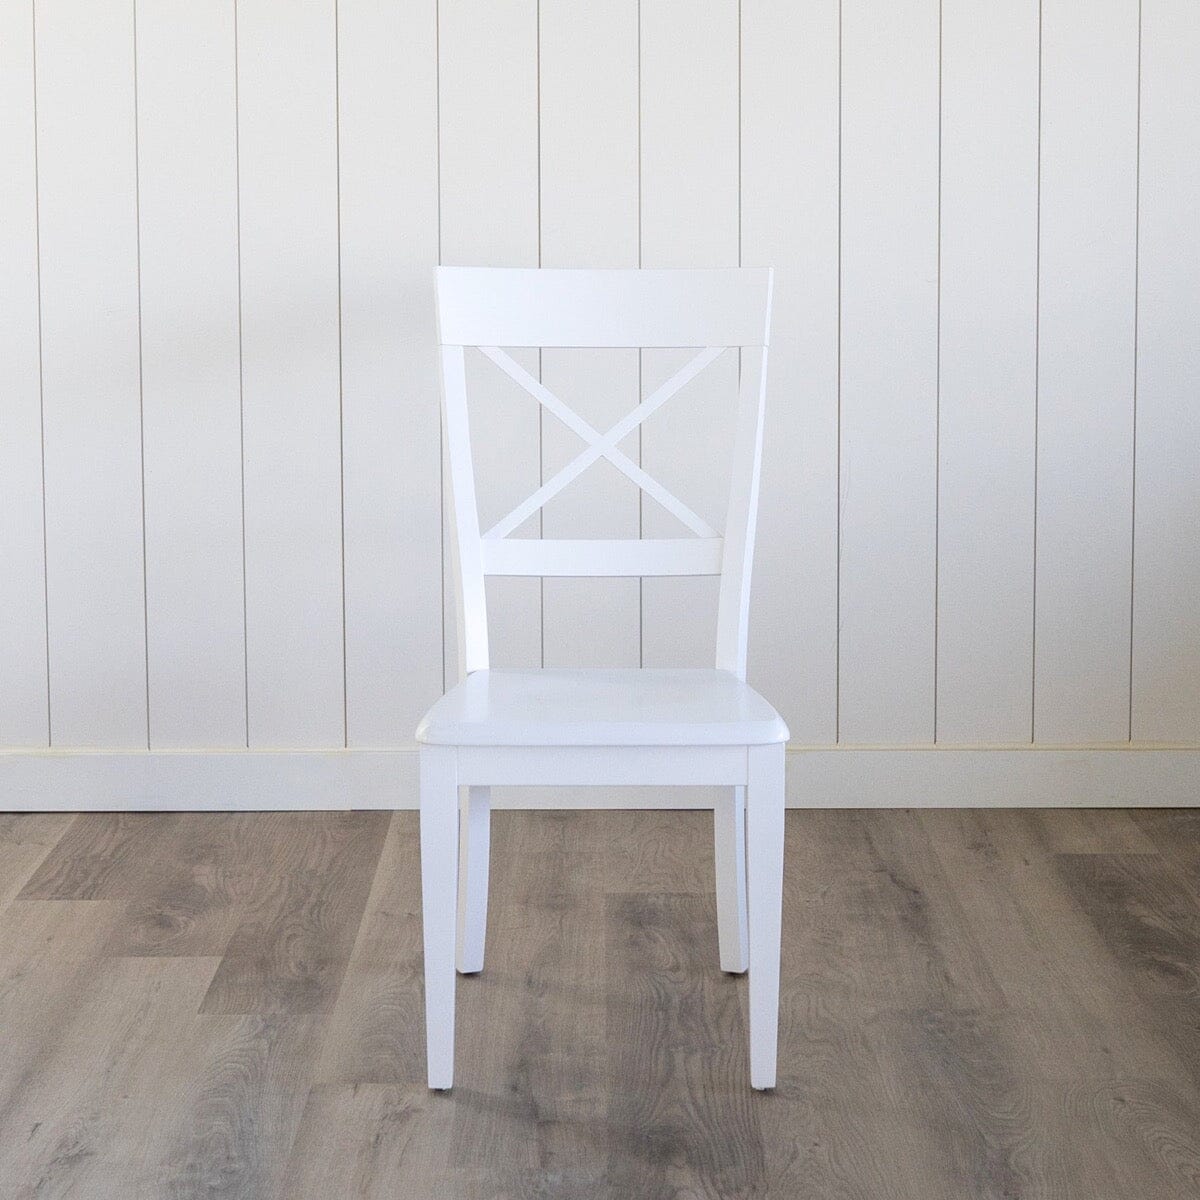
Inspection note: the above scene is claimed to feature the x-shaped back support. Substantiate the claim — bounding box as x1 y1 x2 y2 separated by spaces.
478 345 726 541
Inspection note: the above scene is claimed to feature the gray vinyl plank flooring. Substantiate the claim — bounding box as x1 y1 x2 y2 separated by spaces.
1 807 1198 1198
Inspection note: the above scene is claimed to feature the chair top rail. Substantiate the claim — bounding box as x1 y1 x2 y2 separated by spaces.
436 266 772 349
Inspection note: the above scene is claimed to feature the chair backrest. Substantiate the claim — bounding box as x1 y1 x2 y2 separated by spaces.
435 266 773 681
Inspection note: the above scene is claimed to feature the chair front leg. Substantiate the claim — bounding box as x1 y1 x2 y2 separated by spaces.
456 785 491 974
420 745 459 1090
746 742 786 1090
714 785 749 972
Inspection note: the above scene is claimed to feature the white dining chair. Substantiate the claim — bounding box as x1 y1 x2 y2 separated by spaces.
416 266 788 1090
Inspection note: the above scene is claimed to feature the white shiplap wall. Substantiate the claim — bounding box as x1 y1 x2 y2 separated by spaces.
2 0 1199 805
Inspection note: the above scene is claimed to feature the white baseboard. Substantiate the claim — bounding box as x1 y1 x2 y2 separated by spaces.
1 744 1197 811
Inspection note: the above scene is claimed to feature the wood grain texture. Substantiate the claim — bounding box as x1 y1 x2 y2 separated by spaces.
18 811 174 900
924 809 1200 1196
448 809 611 1195
2 808 1199 1196
146 1011 325 1199
0 955 222 1197
0 814 74 907
1129 808 1200 890
285 813 455 1195
1055 852 1200 1004
101 813 263 957
308 812 424 1087
200 811 388 1015
605 891 764 1198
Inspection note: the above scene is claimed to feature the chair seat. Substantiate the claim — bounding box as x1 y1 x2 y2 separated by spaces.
416 668 789 748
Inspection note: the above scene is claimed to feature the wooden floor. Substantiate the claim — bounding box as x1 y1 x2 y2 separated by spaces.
1 808 1199 1198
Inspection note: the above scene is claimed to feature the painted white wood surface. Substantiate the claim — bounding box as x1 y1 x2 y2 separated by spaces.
0 0 47 747
437 268 770 349
2 2 1199 771
418 743 457 1089
1034 0 1139 743
338 0 442 745
536 0 639 676
936 0 1039 743
417 734 786 1089
417 669 787 747
35 0 147 748
428 267 782 1087
639 0 740 672
237 0 344 747
437 0 541 678
838 0 940 743
1132 0 1200 743
436 270 771 644
137 0 244 748
741 0 840 746
745 741 785 1089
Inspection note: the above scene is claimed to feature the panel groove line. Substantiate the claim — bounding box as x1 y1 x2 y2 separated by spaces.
1127 0 1142 744
1030 0 1043 744
235 0 249 749
133 0 150 750
336 0 348 748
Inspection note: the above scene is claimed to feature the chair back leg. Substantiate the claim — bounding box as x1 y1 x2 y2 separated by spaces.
746 742 786 1089
714 784 749 973
420 745 459 1089
456 784 491 974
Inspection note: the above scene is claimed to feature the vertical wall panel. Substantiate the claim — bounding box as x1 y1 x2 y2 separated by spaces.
339 0 442 745
138 0 245 748
838 0 940 743
936 0 1039 743
4 5 1198 761
35 0 147 747
639 0 740 669
0 0 48 747
539 0 641 669
238 0 344 746
741 0 840 742
1132 0 1200 742
1035 0 1139 743
438 0 541 676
